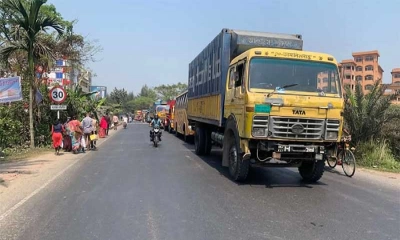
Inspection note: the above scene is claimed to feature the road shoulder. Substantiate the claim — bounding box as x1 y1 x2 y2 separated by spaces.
0 127 120 218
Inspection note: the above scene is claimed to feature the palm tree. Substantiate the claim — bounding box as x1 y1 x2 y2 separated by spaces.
343 81 399 144
0 0 64 148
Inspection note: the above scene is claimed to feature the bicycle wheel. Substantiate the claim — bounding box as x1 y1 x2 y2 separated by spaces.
327 155 337 168
342 149 356 177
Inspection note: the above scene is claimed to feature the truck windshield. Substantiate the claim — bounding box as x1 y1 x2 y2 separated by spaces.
249 58 341 95
156 105 170 113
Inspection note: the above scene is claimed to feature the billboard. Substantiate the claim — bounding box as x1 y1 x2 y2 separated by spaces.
0 76 23 103
90 86 107 100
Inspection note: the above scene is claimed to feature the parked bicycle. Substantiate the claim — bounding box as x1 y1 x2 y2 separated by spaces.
327 135 356 177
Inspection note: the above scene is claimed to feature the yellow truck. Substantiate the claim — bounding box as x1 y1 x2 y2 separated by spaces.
187 29 344 182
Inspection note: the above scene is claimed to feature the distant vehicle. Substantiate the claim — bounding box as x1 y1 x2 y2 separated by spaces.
164 99 176 133
174 90 194 142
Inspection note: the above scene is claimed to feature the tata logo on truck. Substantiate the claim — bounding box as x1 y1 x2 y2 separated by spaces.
292 108 306 115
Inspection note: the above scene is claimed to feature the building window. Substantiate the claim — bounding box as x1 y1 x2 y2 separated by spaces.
394 81 400 85
355 57 362 62
365 85 373 91
356 75 362 81
345 75 351 79
365 75 374 80
345 65 351 70
352 75 354 80
365 65 374 71
394 73 400 78
356 66 363 71
365 56 374 61
323 78 328 83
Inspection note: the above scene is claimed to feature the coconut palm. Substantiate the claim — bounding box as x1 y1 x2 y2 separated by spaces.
343 81 399 144
0 0 64 148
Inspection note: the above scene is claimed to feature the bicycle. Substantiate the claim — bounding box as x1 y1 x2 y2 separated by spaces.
327 135 356 177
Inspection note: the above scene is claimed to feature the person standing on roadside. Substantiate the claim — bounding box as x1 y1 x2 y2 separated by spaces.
91 113 98 149
105 113 111 136
112 114 119 130
81 112 93 151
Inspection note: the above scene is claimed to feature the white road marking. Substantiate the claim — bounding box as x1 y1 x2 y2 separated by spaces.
0 131 117 222
185 155 204 170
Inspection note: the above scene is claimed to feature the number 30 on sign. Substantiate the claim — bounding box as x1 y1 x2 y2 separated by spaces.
49 86 67 104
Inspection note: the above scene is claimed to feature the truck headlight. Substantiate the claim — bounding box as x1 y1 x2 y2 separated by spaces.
252 127 266 137
326 131 338 140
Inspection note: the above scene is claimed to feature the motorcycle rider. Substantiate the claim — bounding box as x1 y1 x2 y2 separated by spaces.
149 115 162 142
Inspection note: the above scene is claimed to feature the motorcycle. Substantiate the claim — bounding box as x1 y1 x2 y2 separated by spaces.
123 122 127 129
153 126 161 147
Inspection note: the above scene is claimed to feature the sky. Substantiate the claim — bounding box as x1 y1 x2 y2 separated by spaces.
49 0 399 94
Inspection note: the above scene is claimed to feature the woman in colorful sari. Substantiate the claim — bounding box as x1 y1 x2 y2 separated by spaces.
63 117 72 152
51 119 64 155
99 115 108 138
69 116 84 154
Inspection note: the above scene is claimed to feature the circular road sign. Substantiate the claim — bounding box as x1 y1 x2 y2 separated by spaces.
49 86 67 104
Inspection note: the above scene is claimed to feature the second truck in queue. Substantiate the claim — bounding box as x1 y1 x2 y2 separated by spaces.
187 29 344 182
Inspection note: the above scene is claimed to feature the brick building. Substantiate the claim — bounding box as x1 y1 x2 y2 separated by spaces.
339 50 384 93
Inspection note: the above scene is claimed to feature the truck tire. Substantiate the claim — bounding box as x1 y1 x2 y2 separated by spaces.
194 126 206 155
204 129 212 156
227 137 249 181
298 160 325 183
175 123 179 137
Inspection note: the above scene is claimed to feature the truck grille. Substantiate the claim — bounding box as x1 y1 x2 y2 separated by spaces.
253 116 269 128
269 117 325 140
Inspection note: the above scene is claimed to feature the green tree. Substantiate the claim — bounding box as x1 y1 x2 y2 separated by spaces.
344 81 399 144
153 82 187 101
0 0 64 148
139 84 157 99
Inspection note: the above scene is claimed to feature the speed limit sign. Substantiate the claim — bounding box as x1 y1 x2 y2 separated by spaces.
49 86 67 104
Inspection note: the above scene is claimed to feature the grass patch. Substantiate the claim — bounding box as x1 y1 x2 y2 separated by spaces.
1 147 52 163
355 139 400 173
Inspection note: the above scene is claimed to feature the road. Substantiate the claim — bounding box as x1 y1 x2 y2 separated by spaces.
0 123 399 240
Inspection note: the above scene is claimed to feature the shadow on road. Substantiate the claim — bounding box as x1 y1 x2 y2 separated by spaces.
173 136 326 188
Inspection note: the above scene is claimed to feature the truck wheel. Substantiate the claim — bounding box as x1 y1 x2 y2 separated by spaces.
298 160 325 183
227 137 249 181
175 123 179 137
204 129 212 156
194 126 206 155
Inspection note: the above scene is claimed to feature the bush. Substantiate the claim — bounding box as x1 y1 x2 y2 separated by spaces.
355 139 400 172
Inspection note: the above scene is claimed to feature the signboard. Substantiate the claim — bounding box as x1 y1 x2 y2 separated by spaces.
0 76 23 103
49 86 67 104
50 105 67 110
90 86 107 100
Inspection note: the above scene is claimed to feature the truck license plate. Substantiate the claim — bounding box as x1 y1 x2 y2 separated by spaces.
315 154 323 160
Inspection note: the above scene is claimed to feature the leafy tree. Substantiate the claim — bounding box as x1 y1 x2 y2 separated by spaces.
154 82 187 101
139 84 157 99
0 0 64 148
344 81 399 144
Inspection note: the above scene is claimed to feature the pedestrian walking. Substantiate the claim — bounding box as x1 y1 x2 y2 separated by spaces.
91 113 98 149
113 114 119 130
105 113 111 135
99 115 108 138
81 112 94 150
51 119 64 155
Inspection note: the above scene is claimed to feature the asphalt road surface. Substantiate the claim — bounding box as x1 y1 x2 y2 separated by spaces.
0 123 399 240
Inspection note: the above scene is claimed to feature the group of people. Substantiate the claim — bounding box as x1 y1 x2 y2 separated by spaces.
50 112 119 155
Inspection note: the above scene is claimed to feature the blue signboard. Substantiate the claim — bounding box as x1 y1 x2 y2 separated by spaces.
90 86 107 100
0 77 23 103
